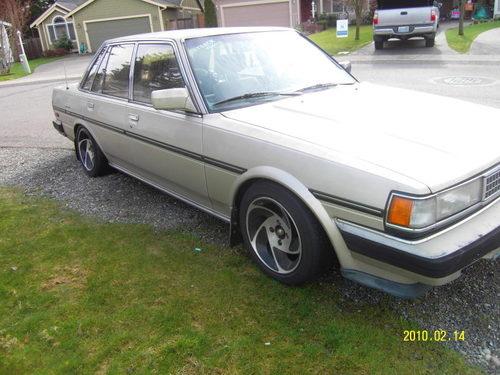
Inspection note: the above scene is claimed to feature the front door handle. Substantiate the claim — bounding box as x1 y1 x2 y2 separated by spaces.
128 114 139 122
87 102 94 110
401 11 408 15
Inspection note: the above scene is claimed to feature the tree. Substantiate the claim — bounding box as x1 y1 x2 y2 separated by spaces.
0 0 30 59
204 0 217 27
348 0 365 41
29 0 55 28
458 0 465 36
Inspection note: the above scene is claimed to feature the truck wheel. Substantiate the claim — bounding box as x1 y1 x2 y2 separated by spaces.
425 37 435 47
239 181 332 285
75 127 109 177
374 41 384 50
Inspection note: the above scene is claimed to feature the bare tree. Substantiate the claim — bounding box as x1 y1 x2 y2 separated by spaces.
348 0 365 41
0 0 30 60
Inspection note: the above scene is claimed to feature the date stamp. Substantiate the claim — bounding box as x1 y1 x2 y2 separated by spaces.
403 330 465 342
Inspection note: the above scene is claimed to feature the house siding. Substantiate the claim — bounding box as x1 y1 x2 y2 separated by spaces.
72 0 163 52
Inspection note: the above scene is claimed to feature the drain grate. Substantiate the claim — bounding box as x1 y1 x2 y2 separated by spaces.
431 76 496 86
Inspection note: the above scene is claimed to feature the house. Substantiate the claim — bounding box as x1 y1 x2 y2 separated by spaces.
0 21 14 69
214 0 368 28
30 0 204 54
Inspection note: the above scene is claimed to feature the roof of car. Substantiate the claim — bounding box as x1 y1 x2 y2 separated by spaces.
105 27 293 44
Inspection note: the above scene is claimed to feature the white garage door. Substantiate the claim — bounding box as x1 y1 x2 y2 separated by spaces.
222 1 290 27
85 16 151 53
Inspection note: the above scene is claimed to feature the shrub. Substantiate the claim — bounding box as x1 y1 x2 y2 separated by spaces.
55 35 73 51
43 48 68 57
318 13 338 27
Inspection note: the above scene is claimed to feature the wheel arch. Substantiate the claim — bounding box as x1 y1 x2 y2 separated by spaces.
229 166 345 263
73 122 107 162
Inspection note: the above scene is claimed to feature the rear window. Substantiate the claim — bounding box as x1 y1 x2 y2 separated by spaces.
377 0 433 9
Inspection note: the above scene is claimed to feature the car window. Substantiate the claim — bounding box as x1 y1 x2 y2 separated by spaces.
91 47 111 93
82 48 106 91
101 44 134 99
133 44 185 104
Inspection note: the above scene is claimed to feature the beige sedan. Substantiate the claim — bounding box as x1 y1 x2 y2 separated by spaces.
52 27 500 298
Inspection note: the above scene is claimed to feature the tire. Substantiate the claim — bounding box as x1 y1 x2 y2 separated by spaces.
374 41 384 50
239 181 332 285
75 127 108 177
425 37 435 47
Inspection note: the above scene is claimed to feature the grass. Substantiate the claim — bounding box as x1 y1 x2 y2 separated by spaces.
0 56 62 82
0 188 482 374
446 20 500 53
309 25 373 55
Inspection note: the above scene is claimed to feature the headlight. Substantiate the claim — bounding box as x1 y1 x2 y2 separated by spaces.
386 179 483 230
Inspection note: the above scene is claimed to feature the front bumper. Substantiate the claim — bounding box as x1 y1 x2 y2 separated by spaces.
336 197 500 279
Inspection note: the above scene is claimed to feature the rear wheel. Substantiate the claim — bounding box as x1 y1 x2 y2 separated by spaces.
239 181 331 285
374 40 384 50
425 36 435 47
75 127 108 177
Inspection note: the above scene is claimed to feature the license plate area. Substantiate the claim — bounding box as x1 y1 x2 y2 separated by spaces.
398 26 410 33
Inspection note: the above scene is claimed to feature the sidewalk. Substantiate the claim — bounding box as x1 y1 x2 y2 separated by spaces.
0 54 92 88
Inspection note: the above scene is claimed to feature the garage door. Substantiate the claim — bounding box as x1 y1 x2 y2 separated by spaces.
85 16 151 52
222 1 290 27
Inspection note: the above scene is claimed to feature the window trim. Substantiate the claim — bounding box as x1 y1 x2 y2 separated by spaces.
46 15 76 44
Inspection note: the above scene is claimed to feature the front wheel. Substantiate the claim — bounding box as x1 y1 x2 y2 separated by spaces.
239 181 332 285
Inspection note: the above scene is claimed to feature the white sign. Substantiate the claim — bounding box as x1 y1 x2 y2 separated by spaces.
336 19 348 38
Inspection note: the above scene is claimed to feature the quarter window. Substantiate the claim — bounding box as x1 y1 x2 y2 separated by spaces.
82 48 106 91
101 44 134 99
133 44 185 104
91 47 111 93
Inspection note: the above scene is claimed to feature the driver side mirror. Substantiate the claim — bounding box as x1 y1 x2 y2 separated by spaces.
151 88 197 112
339 61 352 73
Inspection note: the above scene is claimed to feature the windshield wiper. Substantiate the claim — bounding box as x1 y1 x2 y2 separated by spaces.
212 91 301 107
296 82 338 93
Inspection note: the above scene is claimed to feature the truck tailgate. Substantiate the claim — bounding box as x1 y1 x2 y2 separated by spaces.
377 7 432 26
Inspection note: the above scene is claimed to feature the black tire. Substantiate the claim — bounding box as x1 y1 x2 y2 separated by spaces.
425 37 435 47
75 127 108 177
239 181 332 285
374 40 384 50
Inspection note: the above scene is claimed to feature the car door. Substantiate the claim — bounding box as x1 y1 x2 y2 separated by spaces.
80 43 136 170
125 42 210 208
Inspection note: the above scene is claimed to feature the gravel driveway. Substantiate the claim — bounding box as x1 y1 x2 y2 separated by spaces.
0 146 498 374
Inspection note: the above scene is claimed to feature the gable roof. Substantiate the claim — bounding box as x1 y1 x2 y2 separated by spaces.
30 0 86 28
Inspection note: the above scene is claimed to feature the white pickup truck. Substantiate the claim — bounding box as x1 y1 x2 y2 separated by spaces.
373 0 440 49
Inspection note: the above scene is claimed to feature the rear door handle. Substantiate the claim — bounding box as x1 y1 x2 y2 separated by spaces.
401 11 408 15
87 102 94 110
128 114 139 121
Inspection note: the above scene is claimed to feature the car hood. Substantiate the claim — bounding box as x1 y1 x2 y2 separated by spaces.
222 82 500 192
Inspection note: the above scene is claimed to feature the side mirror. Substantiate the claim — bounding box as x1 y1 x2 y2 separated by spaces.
339 61 352 73
151 87 196 112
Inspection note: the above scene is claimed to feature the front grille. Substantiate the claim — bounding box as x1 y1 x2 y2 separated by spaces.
484 169 500 200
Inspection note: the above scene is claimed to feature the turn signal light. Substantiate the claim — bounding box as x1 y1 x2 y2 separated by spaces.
373 12 379 25
387 196 413 227
431 10 437 22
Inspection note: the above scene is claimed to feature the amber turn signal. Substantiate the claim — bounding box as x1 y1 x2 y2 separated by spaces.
387 196 413 227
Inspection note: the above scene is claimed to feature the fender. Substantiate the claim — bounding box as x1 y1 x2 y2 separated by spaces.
228 166 355 268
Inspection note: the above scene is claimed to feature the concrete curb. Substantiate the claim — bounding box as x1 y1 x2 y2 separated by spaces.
0 76 82 89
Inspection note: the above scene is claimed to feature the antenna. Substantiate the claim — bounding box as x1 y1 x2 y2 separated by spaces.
64 61 68 90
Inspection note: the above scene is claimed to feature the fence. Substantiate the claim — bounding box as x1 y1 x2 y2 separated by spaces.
23 37 43 59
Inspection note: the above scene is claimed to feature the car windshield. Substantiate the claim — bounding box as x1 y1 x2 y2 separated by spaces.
184 31 356 112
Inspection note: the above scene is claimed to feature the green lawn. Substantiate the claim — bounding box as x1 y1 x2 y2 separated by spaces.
446 20 500 53
309 25 373 55
0 57 62 82
0 188 481 374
